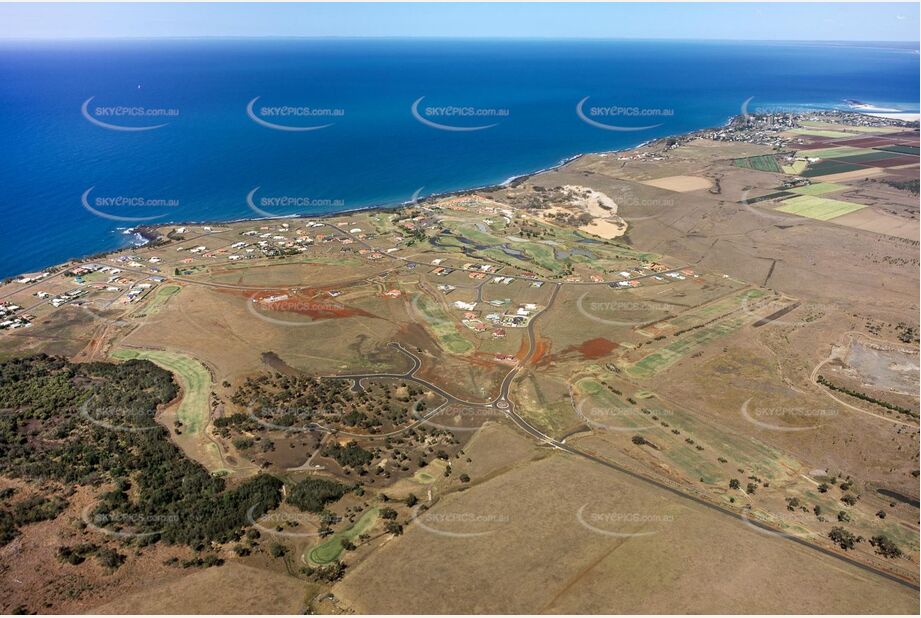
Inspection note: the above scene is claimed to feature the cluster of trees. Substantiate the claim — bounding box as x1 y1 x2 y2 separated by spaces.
322 441 374 469
0 355 284 548
287 477 350 513
230 373 419 432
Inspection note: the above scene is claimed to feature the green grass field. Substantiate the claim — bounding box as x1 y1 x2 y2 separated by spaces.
732 155 782 173
775 195 867 221
111 348 211 434
306 507 380 565
414 295 474 355
134 285 181 317
789 182 848 196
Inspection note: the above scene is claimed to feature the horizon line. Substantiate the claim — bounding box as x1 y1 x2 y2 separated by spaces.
1 35 919 44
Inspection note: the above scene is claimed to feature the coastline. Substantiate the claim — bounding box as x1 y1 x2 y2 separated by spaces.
10 108 913 280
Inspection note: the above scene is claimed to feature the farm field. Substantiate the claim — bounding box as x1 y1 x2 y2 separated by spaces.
732 154 782 173
774 195 867 221
788 182 848 196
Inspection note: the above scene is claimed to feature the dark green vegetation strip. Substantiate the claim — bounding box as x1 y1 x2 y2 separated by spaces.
801 161 865 177
740 191 794 204
876 145 920 156
882 178 920 195
732 155 783 173
0 355 282 547
829 151 909 164
817 375 917 418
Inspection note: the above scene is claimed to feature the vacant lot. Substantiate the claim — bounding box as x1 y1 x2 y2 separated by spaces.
641 175 713 192
333 454 919 613
92 563 308 614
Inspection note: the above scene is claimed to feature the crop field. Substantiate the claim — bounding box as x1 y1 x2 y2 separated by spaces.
306 507 380 565
781 160 807 175
111 348 211 434
832 151 911 164
800 160 866 177
877 144 921 155
799 146 877 159
732 155 782 173
788 182 848 196
774 195 867 221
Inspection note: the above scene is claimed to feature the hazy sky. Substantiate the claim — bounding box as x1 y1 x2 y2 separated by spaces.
0 2 918 42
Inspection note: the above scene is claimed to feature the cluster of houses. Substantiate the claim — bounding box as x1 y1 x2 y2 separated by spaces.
0 301 31 330
453 299 540 335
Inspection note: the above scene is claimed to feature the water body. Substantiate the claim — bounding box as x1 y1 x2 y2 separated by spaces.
0 38 918 278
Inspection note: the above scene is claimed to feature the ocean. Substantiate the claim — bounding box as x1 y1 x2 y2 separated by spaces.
0 38 918 278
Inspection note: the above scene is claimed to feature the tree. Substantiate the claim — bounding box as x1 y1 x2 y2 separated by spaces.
869 535 902 559
459 474 470 483
385 521 403 536
828 527 859 550
405 494 418 507
729 479 740 490
631 435 646 446
269 542 288 558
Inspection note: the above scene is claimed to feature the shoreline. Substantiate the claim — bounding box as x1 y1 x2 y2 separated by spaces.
9 108 915 280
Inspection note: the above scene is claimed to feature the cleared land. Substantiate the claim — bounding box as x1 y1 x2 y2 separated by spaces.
333 454 919 614
775 195 867 221
111 348 211 434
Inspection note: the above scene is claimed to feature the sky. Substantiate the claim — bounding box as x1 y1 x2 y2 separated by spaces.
0 2 918 42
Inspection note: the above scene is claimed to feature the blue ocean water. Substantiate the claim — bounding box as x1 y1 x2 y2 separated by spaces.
0 38 918 278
